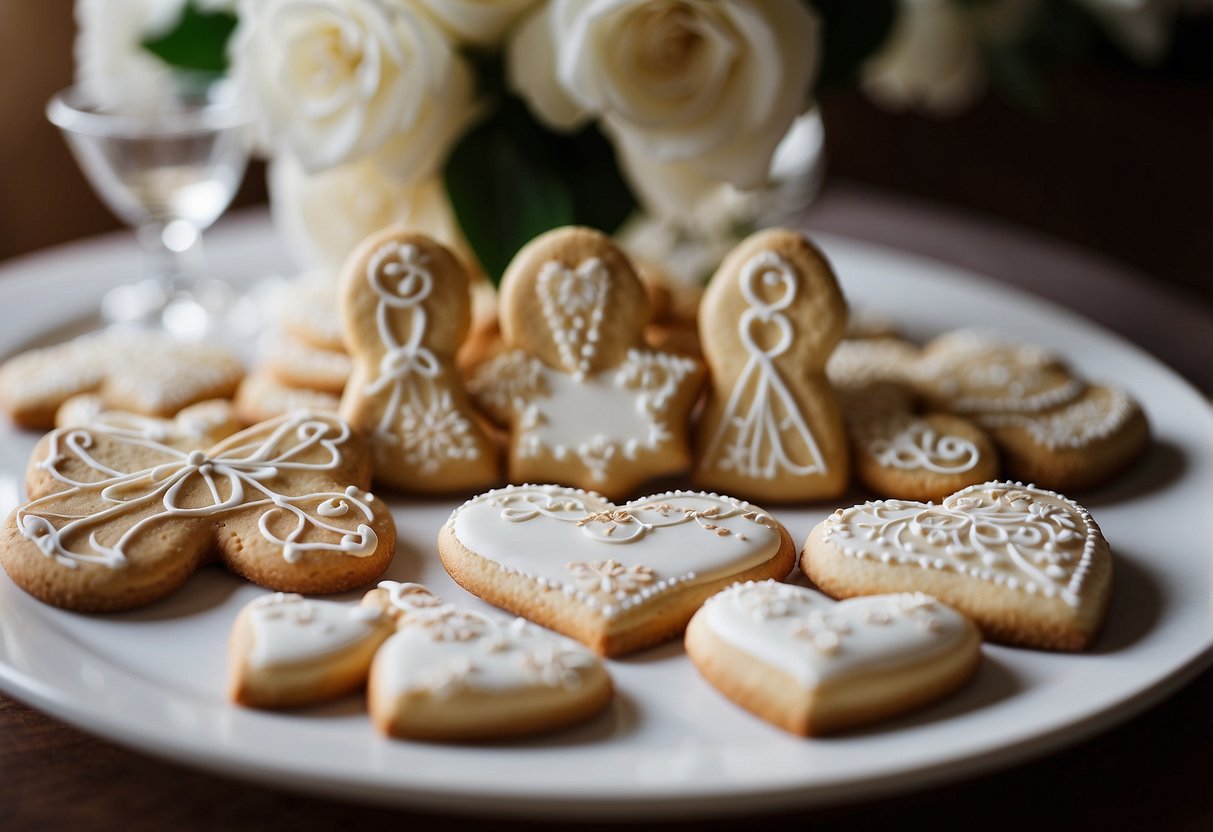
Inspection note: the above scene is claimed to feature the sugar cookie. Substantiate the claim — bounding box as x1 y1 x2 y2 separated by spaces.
367 581 613 741
276 272 346 352
55 396 242 449
338 230 500 494
694 229 849 502
439 484 796 656
469 227 703 499
0 411 396 612
686 581 981 735
0 329 244 429
228 591 393 708
234 369 340 425
802 482 1113 650
262 333 352 395
827 338 999 502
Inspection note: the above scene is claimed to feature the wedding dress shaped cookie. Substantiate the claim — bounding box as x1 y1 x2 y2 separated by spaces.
470 227 702 499
339 229 500 493
694 229 850 502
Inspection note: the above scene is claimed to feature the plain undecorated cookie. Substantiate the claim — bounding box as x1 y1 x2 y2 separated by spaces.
234 369 341 425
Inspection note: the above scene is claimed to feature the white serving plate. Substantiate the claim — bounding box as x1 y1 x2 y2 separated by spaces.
0 229 1209 819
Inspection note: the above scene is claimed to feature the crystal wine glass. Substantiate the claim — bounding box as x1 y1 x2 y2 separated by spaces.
47 78 253 338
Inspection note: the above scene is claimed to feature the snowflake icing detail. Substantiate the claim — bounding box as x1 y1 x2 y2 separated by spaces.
397 392 478 474
566 559 655 595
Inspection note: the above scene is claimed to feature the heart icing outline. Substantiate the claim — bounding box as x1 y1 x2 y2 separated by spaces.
440 484 795 655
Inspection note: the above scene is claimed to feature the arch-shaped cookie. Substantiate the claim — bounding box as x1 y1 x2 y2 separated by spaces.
339 229 500 493
694 229 850 502
470 227 703 499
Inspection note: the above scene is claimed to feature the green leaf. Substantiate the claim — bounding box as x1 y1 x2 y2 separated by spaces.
141 1 238 75
563 123 637 238
444 97 577 285
812 0 899 89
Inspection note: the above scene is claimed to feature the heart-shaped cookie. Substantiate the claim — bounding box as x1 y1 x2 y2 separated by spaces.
228 592 393 708
439 485 797 656
367 582 613 740
802 482 1113 650
686 581 981 735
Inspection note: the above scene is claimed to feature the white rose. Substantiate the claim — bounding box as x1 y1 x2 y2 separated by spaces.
862 0 1037 116
269 151 477 275
413 0 540 46
75 0 182 98
509 0 819 189
233 0 475 176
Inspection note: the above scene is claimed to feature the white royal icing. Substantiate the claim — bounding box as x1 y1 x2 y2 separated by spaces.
469 348 698 483
915 330 1084 414
821 482 1103 607
447 485 782 619
360 241 479 474
247 592 384 669
975 385 1135 450
374 581 599 700
702 251 827 480
702 581 971 685
17 411 379 569
536 258 610 381
865 419 980 475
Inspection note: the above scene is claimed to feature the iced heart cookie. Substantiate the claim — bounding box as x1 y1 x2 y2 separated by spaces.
339 230 499 494
0 411 396 612
367 581 613 740
228 591 393 708
234 369 341 424
913 330 1149 490
827 338 999 502
802 482 1113 650
439 484 796 656
55 396 242 449
694 229 849 502
469 227 703 499
686 581 981 735
0 329 244 429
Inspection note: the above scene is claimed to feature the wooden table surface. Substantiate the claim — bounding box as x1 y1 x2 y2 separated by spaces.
1 184 1209 830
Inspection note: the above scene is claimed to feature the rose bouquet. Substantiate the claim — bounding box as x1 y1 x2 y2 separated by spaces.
74 0 1189 284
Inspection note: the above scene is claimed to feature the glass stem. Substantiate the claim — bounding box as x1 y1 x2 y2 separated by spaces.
137 219 203 298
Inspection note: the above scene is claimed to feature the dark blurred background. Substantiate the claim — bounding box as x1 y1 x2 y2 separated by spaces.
1 3 1209 304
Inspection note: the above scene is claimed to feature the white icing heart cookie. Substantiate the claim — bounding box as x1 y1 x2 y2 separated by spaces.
686 581 981 736
367 582 613 741
439 484 797 656
228 592 393 708
802 482 1113 651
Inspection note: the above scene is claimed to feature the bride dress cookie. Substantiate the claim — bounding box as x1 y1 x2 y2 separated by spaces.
469 227 703 499
0 411 396 612
367 582 613 741
439 484 797 656
801 482 1113 651
339 230 499 494
913 330 1149 491
693 229 850 502
827 338 999 502
686 581 981 736
0 329 244 429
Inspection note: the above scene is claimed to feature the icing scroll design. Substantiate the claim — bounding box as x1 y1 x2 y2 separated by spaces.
536 258 609 380
868 423 980 474
703 251 826 479
17 412 378 569
824 487 1092 606
363 242 478 473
